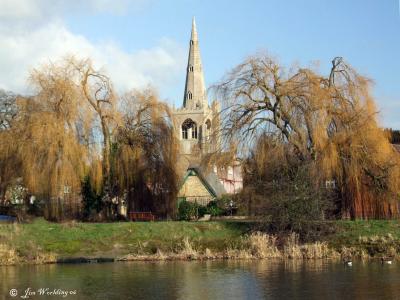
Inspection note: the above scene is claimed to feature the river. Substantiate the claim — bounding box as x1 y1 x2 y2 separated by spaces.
1 260 399 299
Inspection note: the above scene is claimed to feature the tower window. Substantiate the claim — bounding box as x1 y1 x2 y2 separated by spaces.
189 65 194 72
190 40 194 45
187 92 192 100
182 119 197 140
192 125 197 139
205 119 211 140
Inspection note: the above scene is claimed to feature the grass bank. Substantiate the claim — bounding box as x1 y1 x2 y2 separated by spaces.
1 218 400 265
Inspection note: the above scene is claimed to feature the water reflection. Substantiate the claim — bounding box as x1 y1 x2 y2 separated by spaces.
0 260 399 299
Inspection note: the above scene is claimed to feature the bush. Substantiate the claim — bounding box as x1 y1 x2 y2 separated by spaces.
242 161 336 240
206 201 224 216
81 176 103 220
178 201 199 221
197 205 208 217
178 199 228 220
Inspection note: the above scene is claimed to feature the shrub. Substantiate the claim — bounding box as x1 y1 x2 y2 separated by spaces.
206 201 224 216
81 176 103 220
198 205 208 217
178 200 227 220
242 157 335 240
178 201 199 221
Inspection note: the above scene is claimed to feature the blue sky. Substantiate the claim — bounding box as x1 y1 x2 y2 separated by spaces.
1 0 399 127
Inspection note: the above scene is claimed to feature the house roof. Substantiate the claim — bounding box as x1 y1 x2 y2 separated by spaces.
179 167 226 199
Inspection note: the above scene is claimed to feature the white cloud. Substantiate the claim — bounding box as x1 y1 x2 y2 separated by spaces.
0 1 185 96
0 0 145 20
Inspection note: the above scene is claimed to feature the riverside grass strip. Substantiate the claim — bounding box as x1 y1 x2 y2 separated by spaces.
1 218 400 265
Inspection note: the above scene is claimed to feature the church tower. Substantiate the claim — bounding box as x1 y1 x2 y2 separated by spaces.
173 17 220 173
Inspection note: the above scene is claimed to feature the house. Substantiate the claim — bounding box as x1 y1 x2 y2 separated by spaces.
177 167 226 206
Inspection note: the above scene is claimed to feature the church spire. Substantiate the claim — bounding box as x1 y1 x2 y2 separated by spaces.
191 16 198 42
183 17 207 109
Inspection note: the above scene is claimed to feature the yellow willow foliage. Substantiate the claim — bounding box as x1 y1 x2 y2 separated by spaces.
114 89 179 217
217 54 400 218
29 56 118 196
12 111 86 199
0 58 97 219
115 145 143 191
87 158 103 195
29 63 81 125
318 102 400 217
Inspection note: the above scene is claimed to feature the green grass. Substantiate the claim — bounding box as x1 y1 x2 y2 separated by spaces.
324 220 400 257
329 220 400 246
0 218 250 258
2 218 400 261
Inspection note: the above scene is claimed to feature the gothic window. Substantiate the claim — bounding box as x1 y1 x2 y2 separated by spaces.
187 92 192 100
205 119 211 129
192 125 197 139
182 119 197 140
205 119 211 140
189 65 194 72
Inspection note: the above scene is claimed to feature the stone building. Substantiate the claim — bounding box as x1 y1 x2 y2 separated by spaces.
172 17 220 169
174 18 242 205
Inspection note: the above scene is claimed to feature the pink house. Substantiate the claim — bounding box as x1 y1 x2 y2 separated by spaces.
214 161 243 195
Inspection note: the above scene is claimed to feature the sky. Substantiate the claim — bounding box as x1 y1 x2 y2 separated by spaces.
0 0 399 127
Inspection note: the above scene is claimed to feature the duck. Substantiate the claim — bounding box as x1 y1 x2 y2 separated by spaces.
343 258 352 266
381 257 393 265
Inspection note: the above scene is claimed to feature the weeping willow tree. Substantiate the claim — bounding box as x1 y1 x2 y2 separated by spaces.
0 56 180 221
114 89 179 219
30 57 119 220
216 54 400 219
0 62 89 220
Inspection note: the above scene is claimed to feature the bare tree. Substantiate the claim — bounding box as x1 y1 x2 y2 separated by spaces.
70 58 117 198
216 53 400 219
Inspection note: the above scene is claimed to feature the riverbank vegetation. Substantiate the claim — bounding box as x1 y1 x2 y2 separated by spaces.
1 218 400 265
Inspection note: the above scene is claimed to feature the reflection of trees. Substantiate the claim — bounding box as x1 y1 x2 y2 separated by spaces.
1 261 400 299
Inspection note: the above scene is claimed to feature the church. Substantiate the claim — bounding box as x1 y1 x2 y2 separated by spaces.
173 18 243 206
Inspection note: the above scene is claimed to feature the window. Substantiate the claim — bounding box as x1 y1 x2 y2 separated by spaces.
228 166 233 175
205 119 211 130
192 125 197 139
205 119 211 140
182 127 188 139
189 65 194 72
190 40 194 45
182 119 197 140
187 92 192 100
325 180 336 189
